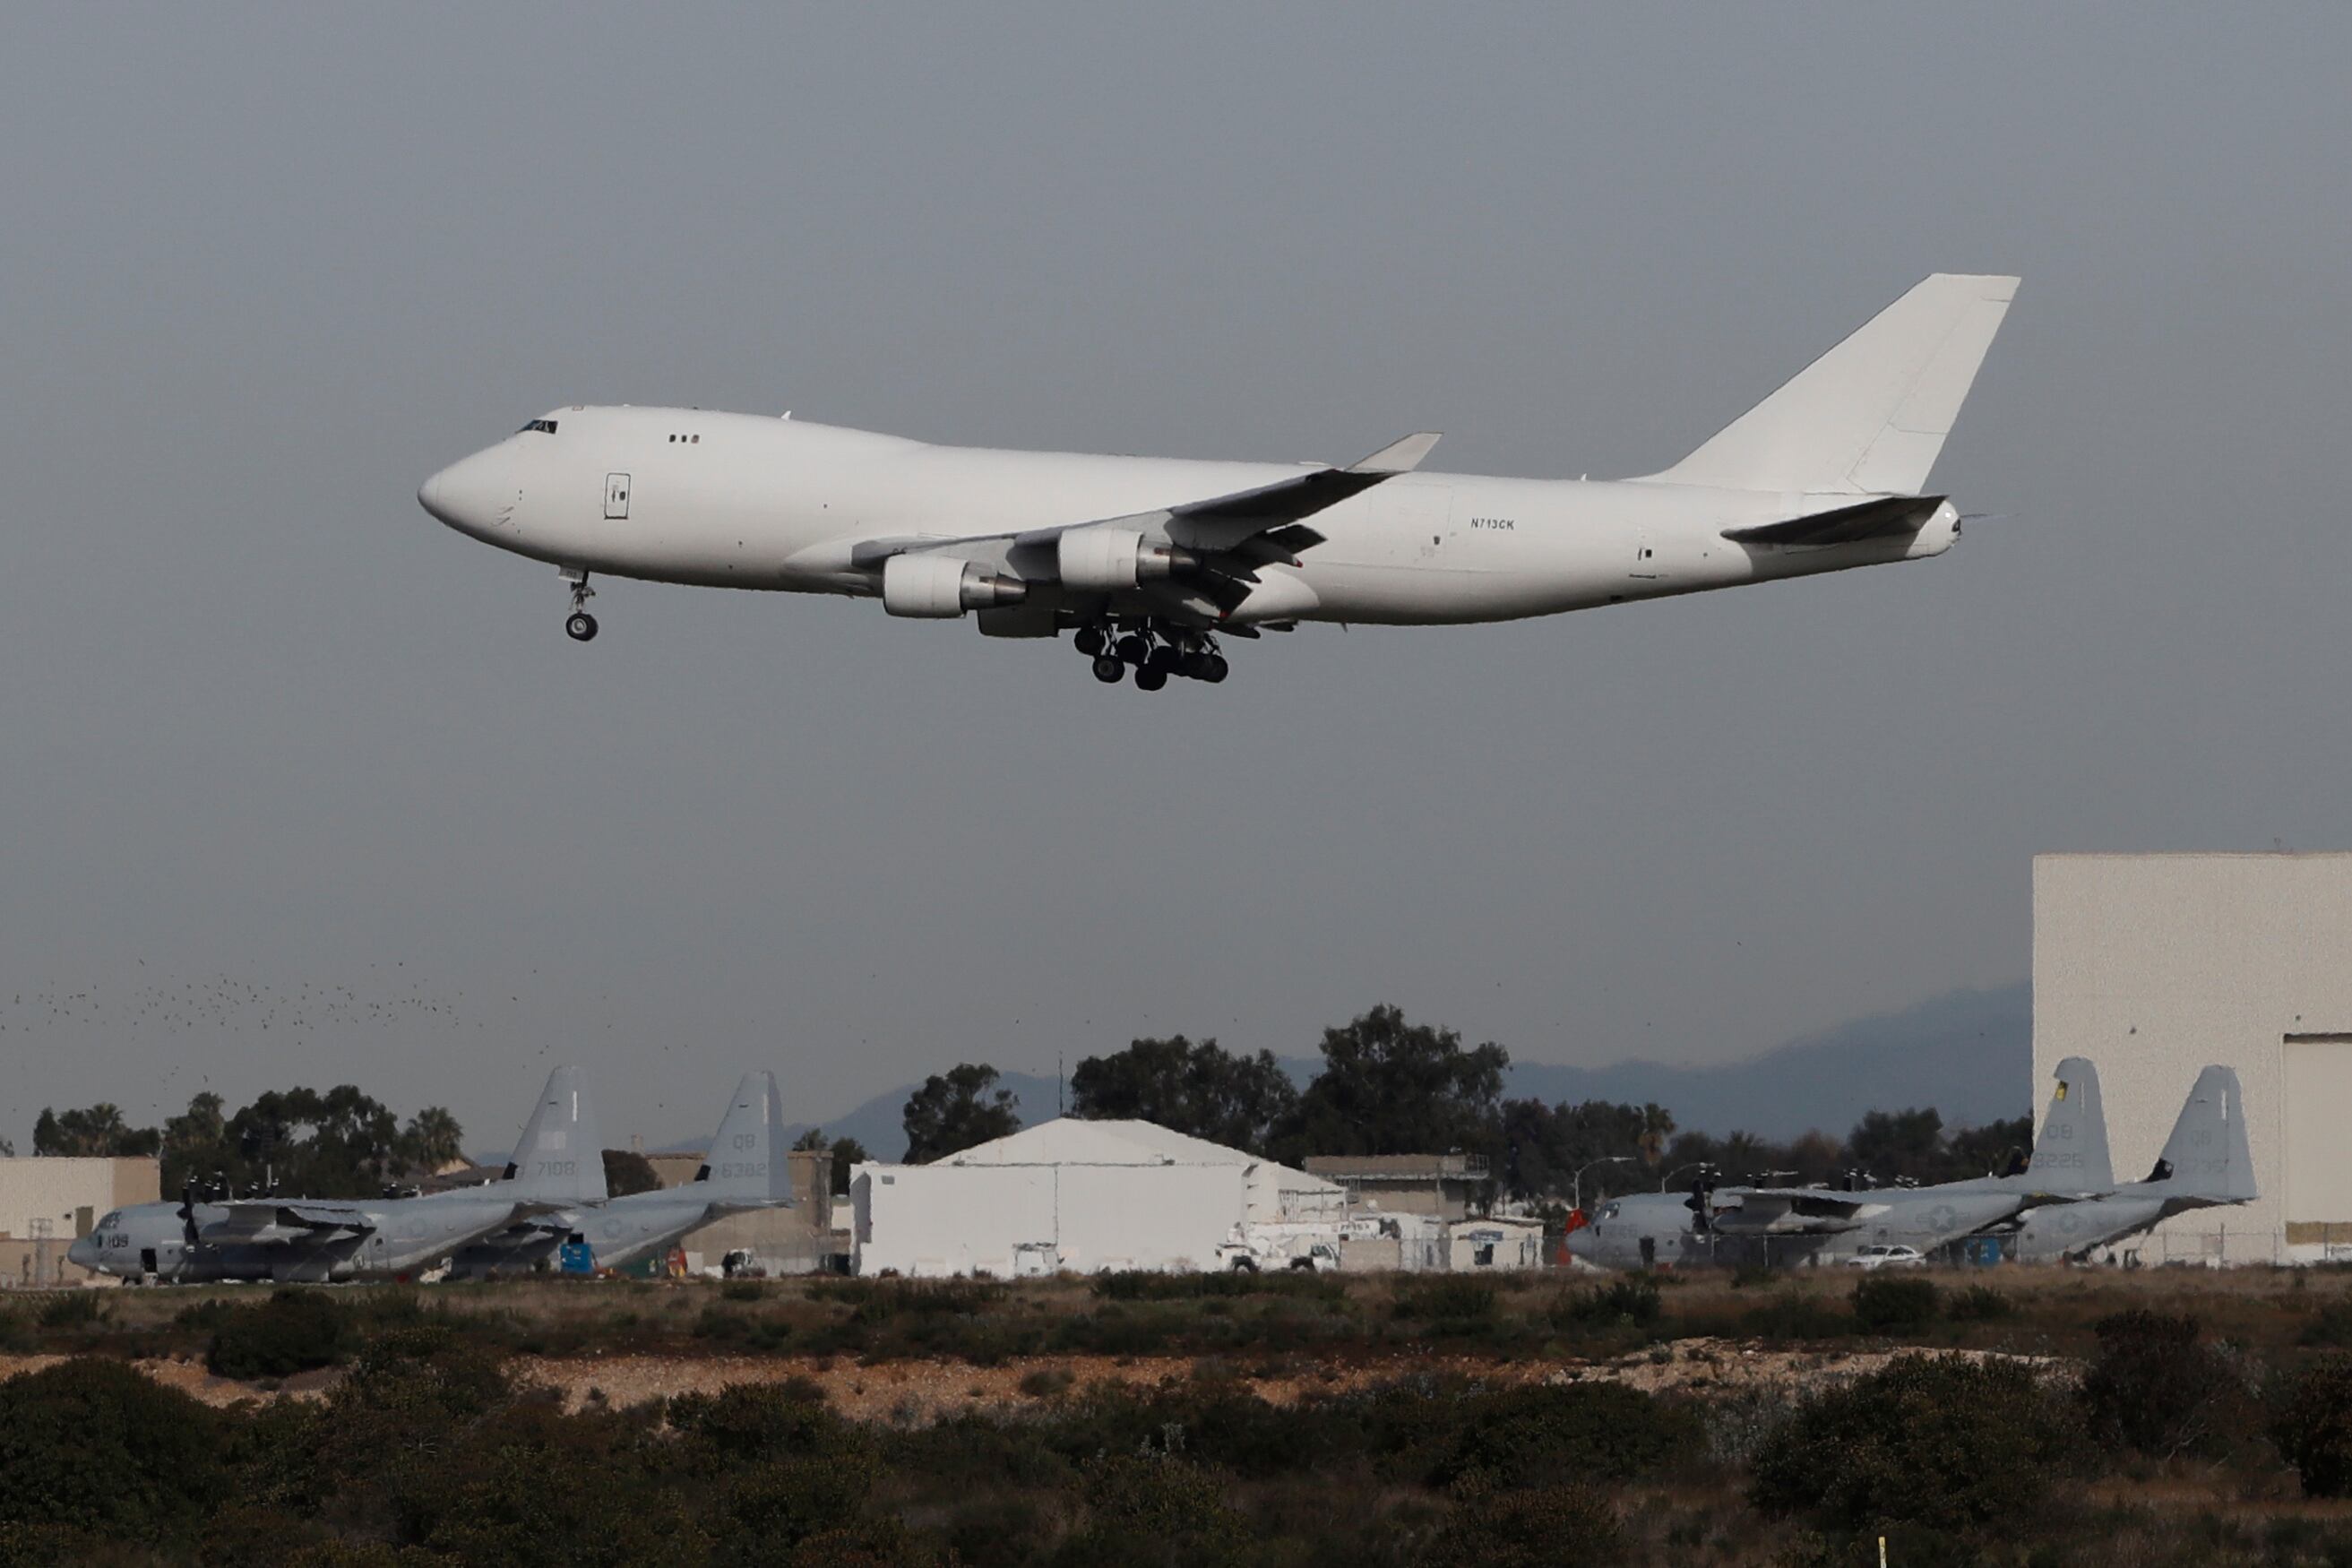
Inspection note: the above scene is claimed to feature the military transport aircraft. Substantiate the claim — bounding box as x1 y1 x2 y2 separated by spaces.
2005 1064 2257 1262
421 273 2017 688
68 1066 606 1283
1564 1056 2105 1271
448 1070 793 1278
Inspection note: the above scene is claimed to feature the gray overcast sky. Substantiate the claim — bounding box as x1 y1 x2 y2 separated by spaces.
4 6 2348 1151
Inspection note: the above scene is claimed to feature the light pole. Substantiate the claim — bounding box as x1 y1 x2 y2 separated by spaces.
1571 1156 1633 1214
1660 1160 1714 1193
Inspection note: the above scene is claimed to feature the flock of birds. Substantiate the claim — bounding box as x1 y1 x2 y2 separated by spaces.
3 967 706 1146
2 967 475 1037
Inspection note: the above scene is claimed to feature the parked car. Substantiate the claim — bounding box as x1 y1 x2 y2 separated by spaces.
1845 1244 1927 1270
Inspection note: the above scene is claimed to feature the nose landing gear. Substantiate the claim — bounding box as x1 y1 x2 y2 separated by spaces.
561 569 598 642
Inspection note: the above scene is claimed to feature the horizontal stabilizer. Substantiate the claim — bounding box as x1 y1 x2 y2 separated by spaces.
1723 495 1948 548
1642 273 2018 495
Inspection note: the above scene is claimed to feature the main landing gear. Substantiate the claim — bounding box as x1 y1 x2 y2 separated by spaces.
561 569 599 642
1078 620 1228 690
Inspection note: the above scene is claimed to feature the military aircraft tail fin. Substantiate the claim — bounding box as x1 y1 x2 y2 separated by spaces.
1640 273 2018 496
695 1071 793 1204
500 1065 608 1204
2029 1056 2115 1192
2148 1065 2259 1202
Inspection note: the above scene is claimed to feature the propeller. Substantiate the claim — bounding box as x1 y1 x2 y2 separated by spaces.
177 1179 199 1247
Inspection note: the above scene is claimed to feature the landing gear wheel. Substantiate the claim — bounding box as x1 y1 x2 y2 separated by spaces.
1199 653 1228 684
565 612 599 642
1133 664 1169 692
1091 654 1125 684
1144 645 1179 678
1114 633 1149 666
1074 625 1107 658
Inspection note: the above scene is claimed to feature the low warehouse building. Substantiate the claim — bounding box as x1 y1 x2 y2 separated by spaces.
851 1119 1345 1278
2036 852 2352 1263
0 1157 159 1287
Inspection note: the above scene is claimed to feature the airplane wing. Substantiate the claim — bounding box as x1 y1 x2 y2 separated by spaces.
206 1202 375 1238
1721 494 1948 548
1708 1188 1882 1235
843 432 1438 625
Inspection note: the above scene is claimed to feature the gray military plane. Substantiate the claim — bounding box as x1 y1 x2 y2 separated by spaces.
1564 1057 2107 1271
2004 1064 2256 1262
68 1066 606 1283
447 1070 793 1278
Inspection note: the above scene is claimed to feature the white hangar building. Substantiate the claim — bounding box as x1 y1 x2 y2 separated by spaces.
849 1119 1345 1278
2036 853 2352 1263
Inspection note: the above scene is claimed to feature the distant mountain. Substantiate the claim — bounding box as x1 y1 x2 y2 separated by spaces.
778 984 2031 1159
1495 984 2032 1140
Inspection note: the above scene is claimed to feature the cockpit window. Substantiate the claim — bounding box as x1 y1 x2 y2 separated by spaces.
97 1211 121 1229
516 418 559 435
1598 1202 1619 1221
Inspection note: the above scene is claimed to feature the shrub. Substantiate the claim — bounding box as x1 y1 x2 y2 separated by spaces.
1947 1283 2014 1322
207 1288 348 1380
1421 1484 1625 1568
1550 1277 1662 1329
33 1290 102 1330
1018 1366 1075 1400
1427 1382 1702 1489
1092 1268 1343 1304
670 1381 840 1464
2273 1352 2352 1497
1392 1276 1499 1327
1850 1274 1940 1332
2079 1311 2247 1458
2302 1302 2352 1347
720 1279 766 1302
1737 1292 1850 1342
1751 1353 2075 1532
0 1357 221 1542
1072 1452 1241 1555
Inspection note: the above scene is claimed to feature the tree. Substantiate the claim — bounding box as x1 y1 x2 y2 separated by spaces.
1946 1115 2034 1182
1846 1107 1946 1184
793 1127 868 1193
825 1137 867 1194
31 1103 160 1159
1271 1005 1508 1165
604 1149 662 1197
401 1107 466 1172
1069 1035 1298 1155
901 1064 1021 1163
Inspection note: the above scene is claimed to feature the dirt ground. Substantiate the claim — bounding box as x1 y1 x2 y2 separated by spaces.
0 1337 2042 1420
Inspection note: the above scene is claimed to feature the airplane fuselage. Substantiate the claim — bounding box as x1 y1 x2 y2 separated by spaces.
423 407 1959 629
71 1192 549 1284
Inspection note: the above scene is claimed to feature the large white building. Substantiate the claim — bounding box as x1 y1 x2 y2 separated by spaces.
2035 853 2352 1263
849 1119 1345 1278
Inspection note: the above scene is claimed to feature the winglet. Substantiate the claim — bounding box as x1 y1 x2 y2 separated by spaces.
1348 432 1441 474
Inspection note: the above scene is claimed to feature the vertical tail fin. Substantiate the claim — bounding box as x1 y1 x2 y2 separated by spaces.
2029 1055 2115 1192
500 1065 608 1204
1641 273 2019 495
695 1072 793 1204
2149 1066 2260 1202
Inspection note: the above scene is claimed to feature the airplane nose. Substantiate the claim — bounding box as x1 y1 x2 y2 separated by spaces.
418 450 513 539
67 1235 97 1270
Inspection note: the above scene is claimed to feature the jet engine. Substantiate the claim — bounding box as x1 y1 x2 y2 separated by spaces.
880 554 1029 618
1057 527 1199 592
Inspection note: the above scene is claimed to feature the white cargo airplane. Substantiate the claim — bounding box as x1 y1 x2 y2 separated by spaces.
422 273 2016 688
